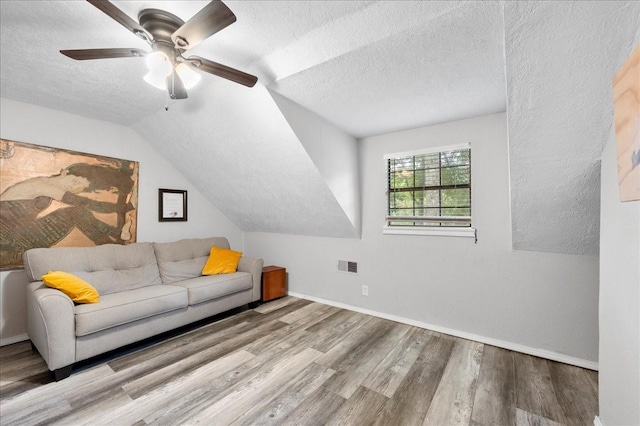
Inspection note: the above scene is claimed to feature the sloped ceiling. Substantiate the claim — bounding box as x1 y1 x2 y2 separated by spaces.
1 1 638 254
270 1 506 137
505 1 640 255
131 80 360 238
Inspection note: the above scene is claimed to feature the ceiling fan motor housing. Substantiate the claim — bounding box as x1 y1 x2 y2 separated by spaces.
139 9 185 63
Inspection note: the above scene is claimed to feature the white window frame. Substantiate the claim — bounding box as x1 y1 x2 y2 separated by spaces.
383 143 476 238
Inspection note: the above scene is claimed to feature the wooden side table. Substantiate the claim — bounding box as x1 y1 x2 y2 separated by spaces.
262 265 286 302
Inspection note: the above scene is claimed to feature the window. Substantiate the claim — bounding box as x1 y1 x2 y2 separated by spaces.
384 144 473 237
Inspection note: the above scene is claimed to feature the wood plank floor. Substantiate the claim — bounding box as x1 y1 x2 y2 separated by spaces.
0 297 599 425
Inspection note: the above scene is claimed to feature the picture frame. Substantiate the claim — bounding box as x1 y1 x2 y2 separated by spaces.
159 188 187 222
613 44 640 202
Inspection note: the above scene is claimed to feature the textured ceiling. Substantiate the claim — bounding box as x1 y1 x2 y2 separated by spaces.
1 1 638 254
270 1 506 137
131 81 360 238
504 1 640 255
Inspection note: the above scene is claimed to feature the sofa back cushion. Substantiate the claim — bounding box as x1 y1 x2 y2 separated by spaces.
153 237 230 284
23 243 162 295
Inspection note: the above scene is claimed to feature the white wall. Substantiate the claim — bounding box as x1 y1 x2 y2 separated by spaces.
245 113 600 366
0 98 243 344
598 121 640 422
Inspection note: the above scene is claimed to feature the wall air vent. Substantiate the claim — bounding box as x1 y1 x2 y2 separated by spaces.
338 260 358 274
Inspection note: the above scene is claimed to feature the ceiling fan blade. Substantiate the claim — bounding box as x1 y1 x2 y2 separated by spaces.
87 0 153 42
171 0 236 51
167 71 188 100
186 56 257 88
60 48 147 60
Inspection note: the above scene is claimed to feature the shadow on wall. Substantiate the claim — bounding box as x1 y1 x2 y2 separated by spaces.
1 269 29 343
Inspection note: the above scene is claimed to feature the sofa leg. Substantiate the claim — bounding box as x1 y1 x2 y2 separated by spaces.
248 301 261 309
30 341 38 353
53 365 73 381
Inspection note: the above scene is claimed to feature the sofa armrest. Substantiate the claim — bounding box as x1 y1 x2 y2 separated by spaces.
238 256 264 302
27 281 76 371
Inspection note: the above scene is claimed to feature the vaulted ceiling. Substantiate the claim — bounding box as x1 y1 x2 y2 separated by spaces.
1 1 638 255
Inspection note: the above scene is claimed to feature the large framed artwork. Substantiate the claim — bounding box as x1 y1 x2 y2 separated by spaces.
0 139 139 270
613 44 640 202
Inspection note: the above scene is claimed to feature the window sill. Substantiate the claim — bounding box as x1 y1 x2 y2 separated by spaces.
383 226 476 238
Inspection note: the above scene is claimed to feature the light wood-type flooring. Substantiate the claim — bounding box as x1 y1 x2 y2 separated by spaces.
0 296 598 425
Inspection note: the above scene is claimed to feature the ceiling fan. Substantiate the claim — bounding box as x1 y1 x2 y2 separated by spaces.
61 0 258 100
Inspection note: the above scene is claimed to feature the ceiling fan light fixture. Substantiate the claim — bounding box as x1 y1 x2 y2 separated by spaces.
143 70 168 90
145 51 172 77
175 63 201 89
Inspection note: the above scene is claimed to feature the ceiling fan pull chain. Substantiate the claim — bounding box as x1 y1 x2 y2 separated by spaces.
165 85 169 111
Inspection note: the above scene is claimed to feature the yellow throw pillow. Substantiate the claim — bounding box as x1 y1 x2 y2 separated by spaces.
41 271 100 304
202 246 243 275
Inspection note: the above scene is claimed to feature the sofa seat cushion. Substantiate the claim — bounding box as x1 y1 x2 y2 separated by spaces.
74 285 188 337
173 272 252 305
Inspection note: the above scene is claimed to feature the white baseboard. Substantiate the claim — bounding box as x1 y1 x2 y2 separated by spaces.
288 292 599 371
0 333 28 347
594 416 604 426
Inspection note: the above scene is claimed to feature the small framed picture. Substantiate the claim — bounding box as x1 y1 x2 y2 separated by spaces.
159 189 187 222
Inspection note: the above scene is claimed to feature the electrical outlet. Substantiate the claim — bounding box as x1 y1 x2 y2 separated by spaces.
362 285 369 296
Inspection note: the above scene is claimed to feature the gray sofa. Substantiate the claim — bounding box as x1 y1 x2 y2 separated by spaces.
23 237 263 380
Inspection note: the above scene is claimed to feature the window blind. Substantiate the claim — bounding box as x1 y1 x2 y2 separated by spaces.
386 147 471 228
